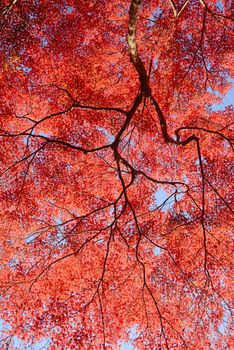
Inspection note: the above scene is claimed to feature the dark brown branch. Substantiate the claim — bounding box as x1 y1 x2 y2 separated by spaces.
205 178 234 214
127 0 151 95
175 126 234 150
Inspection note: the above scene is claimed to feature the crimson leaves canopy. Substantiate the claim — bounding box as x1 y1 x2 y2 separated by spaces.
0 0 233 349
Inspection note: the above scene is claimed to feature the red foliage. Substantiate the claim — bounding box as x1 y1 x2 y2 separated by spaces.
0 0 233 349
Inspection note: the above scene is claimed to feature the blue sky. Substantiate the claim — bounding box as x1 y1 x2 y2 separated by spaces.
212 87 234 111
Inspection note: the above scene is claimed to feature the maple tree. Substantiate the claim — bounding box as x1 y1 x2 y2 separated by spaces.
0 0 233 349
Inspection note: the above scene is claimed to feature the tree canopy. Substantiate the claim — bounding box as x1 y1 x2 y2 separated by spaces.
0 0 233 349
